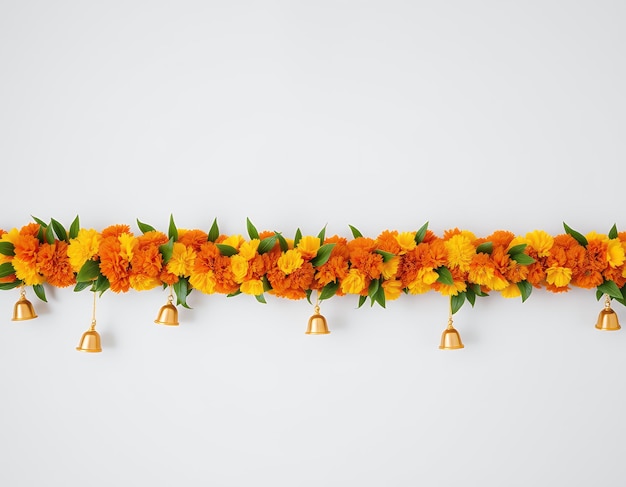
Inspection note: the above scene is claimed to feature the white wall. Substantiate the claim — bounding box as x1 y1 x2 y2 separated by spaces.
1 1 625 486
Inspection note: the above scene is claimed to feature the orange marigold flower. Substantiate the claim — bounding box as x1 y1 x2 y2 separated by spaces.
347 237 377 253
375 230 401 255
37 241 76 287
20 222 40 237
315 255 349 287
177 229 209 251
99 237 132 293
101 224 132 239
349 249 383 280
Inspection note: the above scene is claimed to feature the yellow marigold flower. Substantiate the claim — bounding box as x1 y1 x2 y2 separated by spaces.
68 228 102 273
407 268 439 294
241 279 264 295
118 233 136 262
444 234 475 272
607 239 625 268
230 254 249 283
189 270 217 294
1 228 20 245
341 268 367 294
130 275 161 291
407 279 431 294
586 231 608 243
167 242 196 277
382 279 403 300
394 232 416 254
546 266 572 287
460 230 476 241
222 234 245 250
277 249 303 275
297 235 320 259
468 264 495 286
487 275 509 291
525 230 553 257
239 239 260 261
437 280 467 296
501 283 521 298
12 257 45 286
381 256 400 279
507 236 526 250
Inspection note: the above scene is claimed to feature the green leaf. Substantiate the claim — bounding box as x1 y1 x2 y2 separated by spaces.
136 219 156 234
262 275 272 292
372 285 386 308
319 281 339 300
368 278 379 299
0 262 15 278
466 287 476 307
305 289 313 305
517 280 533 303
168 214 178 241
511 253 536 265
451 293 465 314
507 243 527 255
69 215 80 239
227 290 242 297
470 283 489 297
159 239 174 264
208 218 219 242
174 278 191 308
33 284 47 302
357 295 367 308
310 243 335 267
276 232 289 252
294 228 302 248
349 225 362 238
258 235 277 254
0 281 21 290
31 215 47 227
435 266 454 285
563 222 588 246
598 280 622 300
216 244 238 256
415 221 429 244
609 224 618 240
76 260 101 282
50 218 68 242
255 294 267 304
73 281 92 292
596 289 604 301
94 274 110 295
44 225 55 244
476 242 493 254
317 224 327 243
0 242 15 256
375 249 395 262
246 217 260 240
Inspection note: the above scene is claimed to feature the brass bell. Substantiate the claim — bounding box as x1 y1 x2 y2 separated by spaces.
305 304 330 335
76 323 102 353
439 318 464 350
12 289 38 321
595 295 621 331
155 303 179 326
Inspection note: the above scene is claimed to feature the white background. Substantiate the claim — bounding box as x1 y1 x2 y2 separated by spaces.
1 1 625 486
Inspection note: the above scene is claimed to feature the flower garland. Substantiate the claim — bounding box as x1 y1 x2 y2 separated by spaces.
1 216 626 315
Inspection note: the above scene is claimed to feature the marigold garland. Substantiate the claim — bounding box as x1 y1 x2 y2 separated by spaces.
1 216 625 315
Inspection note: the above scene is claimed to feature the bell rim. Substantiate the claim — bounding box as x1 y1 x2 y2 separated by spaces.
154 319 180 326
595 324 621 331
439 344 465 350
75 346 102 353
305 330 331 335
11 314 38 321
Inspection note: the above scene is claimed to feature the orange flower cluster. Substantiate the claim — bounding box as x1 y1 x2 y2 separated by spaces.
1 219 625 310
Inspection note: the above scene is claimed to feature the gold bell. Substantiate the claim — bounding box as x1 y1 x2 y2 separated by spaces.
595 295 621 331
76 323 102 353
12 288 38 321
439 318 464 350
305 303 330 335
155 302 179 326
